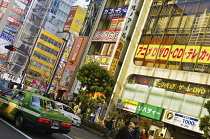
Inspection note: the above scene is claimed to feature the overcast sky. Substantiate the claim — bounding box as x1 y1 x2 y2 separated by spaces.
74 0 90 8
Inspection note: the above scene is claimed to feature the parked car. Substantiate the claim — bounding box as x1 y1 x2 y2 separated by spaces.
0 79 9 94
56 101 81 126
0 89 72 134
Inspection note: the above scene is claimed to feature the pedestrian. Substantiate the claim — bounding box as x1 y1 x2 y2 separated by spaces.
157 133 164 139
141 128 148 139
117 118 125 130
115 117 141 139
104 118 115 139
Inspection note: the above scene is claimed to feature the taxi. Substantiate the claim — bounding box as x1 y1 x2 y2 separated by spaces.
0 89 72 134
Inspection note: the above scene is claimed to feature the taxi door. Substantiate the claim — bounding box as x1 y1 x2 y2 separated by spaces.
0 89 17 112
3 91 26 119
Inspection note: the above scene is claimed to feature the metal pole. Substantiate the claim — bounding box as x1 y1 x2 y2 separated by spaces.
46 37 68 93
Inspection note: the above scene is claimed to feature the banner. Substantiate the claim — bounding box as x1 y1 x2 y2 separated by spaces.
182 46 199 63
0 27 16 42
7 16 21 26
198 46 210 63
162 110 203 133
135 102 163 120
116 98 138 113
63 6 77 32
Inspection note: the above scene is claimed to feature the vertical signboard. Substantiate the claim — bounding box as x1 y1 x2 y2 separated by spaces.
59 37 88 89
63 6 77 32
0 27 16 42
68 6 87 36
162 110 203 133
109 40 124 75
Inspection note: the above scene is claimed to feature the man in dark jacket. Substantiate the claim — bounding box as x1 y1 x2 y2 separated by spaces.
115 117 141 139
105 118 115 139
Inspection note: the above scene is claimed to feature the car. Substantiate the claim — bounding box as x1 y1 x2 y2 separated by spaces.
0 89 72 134
56 101 81 127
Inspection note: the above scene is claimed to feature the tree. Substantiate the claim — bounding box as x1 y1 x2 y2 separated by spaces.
76 62 115 115
200 100 210 138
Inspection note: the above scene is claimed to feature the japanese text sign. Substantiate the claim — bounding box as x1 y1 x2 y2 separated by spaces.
85 55 111 67
0 26 16 42
92 31 120 42
1 1 9 8
135 102 163 120
7 16 21 26
116 98 138 113
135 45 148 59
182 46 199 63
145 45 159 60
198 46 210 63
162 110 203 134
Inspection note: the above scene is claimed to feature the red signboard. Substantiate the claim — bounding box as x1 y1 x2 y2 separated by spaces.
63 6 78 32
7 16 21 26
12 5 25 16
1 1 9 8
92 31 120 42
19 0 29 5
0 12 4 19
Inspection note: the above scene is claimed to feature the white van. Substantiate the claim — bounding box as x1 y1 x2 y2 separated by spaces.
55 101 81 126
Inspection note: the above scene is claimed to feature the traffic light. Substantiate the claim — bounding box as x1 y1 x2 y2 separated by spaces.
4 45 16 51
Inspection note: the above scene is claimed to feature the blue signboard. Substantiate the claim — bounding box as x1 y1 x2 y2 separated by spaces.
121 5 129 17
101 5 128 19
0 27 16 43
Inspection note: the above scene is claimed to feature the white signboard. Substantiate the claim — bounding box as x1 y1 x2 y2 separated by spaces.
162 110 204 134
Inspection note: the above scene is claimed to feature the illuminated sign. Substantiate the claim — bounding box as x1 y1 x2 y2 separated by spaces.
85 55 111 67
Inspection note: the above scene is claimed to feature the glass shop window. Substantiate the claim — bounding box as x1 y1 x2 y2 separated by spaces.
166 61 181 70
194 63 210 73
180 62 194 71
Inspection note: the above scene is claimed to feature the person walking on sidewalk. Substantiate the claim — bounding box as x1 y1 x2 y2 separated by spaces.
104 118 115 139
115 117 141 139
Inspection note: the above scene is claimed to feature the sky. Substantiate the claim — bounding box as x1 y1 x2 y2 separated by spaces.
74 0 91 8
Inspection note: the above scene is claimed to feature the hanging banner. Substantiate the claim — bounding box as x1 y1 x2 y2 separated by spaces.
162 110 203 134
135 102 163 120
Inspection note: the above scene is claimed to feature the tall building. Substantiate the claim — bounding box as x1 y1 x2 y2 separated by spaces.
70 0 210 138
3 0 76 88
0 0 31 79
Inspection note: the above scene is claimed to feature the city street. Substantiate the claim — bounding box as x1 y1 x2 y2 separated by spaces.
0 116 103 139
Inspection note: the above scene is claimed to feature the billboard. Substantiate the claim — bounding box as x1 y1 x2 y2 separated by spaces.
59 37 88 89
68 6 87 36
63 6 77 32
162 110 203 133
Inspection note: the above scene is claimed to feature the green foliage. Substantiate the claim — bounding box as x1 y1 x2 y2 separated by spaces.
76 63 115 105
200 100 210 138
82 119 107 134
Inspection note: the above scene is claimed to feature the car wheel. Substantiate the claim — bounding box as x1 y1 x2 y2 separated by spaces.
14 114 24 129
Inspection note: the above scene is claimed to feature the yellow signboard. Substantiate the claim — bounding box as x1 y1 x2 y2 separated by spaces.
145 45 160 60
182 46 200 63
157 45 171 60
69 6 87 36
198 46 210 63
134 44 148 59
168 45 186 62
121 98 138 107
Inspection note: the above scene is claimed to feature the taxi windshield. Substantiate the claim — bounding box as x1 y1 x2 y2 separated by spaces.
0 79 9 92
31 96 58 110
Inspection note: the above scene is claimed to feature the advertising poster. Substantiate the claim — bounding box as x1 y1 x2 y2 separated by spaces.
162 110 203 133
63 6 77 32
68 6 87 36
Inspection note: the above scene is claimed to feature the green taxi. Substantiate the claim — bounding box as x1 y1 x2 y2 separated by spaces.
0 89 72 134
